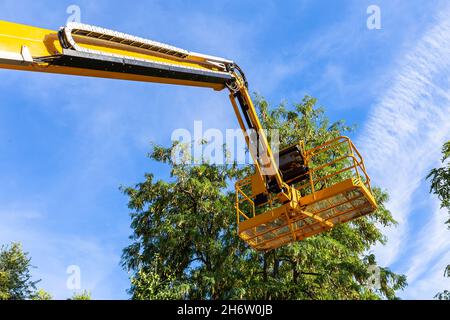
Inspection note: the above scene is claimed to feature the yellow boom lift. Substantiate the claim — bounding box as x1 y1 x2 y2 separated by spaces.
0 20 377 251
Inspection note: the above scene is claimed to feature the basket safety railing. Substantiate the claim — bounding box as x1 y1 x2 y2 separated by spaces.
236 136 374 226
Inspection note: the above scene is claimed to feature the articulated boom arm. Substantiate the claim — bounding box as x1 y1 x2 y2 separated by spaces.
0 20 377 251
0 20 286 195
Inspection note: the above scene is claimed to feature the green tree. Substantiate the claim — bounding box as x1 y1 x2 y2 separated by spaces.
427 141 450 300
428 141 450 224
31 289 53 300
0 242 39 300
70 290 92 300
434 266 450 300
121 96 407 300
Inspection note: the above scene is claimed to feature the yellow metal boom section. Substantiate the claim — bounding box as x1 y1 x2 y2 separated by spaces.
0 20 377 250
0 20 230 89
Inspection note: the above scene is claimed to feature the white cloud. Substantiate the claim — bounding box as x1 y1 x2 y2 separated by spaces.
403 249 450 300
0 3 246 300
405 204 450 284
357 3 450 297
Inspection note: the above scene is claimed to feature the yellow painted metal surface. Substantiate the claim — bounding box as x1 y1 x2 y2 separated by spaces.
0 20 59 57
0 20 227 90
0 20 378 252
236 136 377 251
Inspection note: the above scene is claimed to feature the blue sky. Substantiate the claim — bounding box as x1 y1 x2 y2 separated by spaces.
0 0 449 299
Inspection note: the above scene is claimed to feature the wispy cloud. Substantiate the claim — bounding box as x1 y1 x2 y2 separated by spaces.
403 246 450 299
0 206 127 299
357 3 450 297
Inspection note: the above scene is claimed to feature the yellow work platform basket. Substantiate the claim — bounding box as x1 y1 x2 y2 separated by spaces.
236 136 377 251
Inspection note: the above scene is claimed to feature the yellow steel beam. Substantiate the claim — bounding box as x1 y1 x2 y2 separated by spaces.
300 209 334 228
0 20 228 90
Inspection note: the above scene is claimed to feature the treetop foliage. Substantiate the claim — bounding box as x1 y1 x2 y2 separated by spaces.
427 141 450 226
121 95 407 300
0 242 39 300
428 141 450 300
